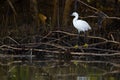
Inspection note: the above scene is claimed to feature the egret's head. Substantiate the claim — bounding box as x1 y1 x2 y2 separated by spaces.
71 12 78 16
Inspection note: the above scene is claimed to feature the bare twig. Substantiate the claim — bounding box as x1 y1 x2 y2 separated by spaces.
77 0 99 12
81 15 120 20
7 0 17 15
110 34 115 41
7 36 20 45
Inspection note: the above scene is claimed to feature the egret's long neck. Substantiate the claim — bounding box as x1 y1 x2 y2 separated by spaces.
73 14 79 21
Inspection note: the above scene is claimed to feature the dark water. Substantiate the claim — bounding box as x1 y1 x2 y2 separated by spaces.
0 61 120 80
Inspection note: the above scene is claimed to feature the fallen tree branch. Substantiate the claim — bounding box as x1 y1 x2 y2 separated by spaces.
71 60 120 68
0 44 120 55
71 52 120 56
0 61 22 66
103 70 120 75
0 45 64 54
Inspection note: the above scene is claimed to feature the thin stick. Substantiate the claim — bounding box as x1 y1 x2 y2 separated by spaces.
77 0 100 12
7 0 17 15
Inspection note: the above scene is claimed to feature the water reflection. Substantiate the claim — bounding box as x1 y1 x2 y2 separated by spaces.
77 76 103 80
77 76 88 80
0 61 120 80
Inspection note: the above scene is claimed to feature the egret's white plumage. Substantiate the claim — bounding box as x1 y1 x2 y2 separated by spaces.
71 12 91 33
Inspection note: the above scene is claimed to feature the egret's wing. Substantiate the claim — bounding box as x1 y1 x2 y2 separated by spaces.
75 20 85 31
78 20 91 31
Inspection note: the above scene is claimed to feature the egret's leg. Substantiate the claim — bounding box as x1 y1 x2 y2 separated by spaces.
78 33 80 45
84 32 87 43
84 32 88 47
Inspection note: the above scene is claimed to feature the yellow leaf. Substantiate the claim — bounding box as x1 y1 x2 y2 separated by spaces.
38 13 47 24
83 43 88 48
74 44 79 49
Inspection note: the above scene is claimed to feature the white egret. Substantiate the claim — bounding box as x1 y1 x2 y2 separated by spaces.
71 12 91 45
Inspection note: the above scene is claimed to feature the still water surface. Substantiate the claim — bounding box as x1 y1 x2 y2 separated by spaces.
0 61 120 80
